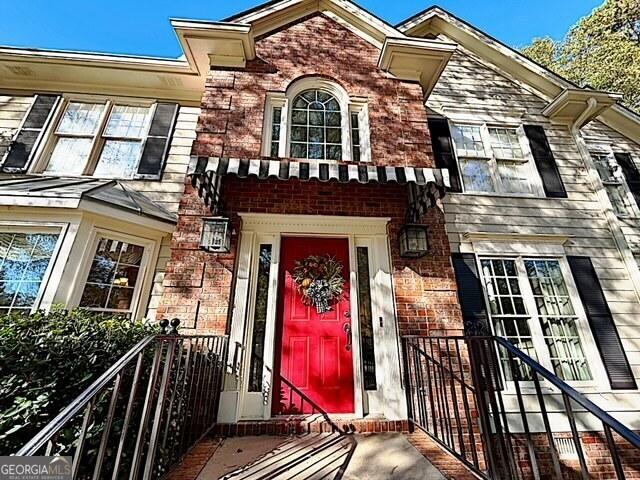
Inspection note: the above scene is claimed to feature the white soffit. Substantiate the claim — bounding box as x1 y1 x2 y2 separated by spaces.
0 47 203 103
378 37 456 98
542 89 622 128
171 20 256 70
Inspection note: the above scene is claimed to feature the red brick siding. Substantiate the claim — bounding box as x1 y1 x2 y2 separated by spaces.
193 13 433 167
159 177 463 337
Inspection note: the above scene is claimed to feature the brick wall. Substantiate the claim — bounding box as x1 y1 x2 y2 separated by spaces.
159 11 463 337
159 176 463 337
193 13 433 167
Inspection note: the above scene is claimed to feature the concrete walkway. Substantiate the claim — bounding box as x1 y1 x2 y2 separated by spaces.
196 433 446 480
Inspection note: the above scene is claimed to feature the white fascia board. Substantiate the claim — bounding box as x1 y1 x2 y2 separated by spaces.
228 0 404 47
0 46 191 71
542 89 622 127
398 7 640 144
79 199 176 233
378 37 456 98
171 20 255 71
0 195 81 209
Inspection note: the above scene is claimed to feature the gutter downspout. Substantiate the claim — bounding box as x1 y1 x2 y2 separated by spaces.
571 97 640 303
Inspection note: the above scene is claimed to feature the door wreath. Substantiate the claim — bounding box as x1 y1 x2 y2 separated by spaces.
292 255 345 313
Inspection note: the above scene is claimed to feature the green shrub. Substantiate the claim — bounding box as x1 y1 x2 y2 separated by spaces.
0 307 158 454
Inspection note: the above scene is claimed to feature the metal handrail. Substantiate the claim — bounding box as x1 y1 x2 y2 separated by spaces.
406 341 475 390
17 335 156 456
495 335 640 449
14 320 230 480
403 334 640 480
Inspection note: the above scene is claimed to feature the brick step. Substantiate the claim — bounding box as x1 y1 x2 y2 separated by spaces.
407 430 483 480
212 416 410 437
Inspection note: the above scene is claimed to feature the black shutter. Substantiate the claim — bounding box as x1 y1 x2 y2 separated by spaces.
2 94 60 172
614 153 640 207
523 125 567 198
428 118 462 193
452 253 490 336
567 256 637 390
136 102 179 179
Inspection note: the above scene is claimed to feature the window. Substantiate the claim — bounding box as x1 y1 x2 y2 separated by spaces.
290 90 342 160
357 247 377 390
0 232 59 312
480 256 592 382
79 237 145 315
451 123 541 195
248 245 273 392
269 108 282 158
351 113 361 162
263 79 371 162
44 101 152 179
591 152 638 217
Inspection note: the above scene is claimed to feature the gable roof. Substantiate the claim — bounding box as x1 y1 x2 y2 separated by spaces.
222 0 405 47
397 6 640 144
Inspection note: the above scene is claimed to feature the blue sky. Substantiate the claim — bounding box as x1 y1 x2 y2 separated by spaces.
0 0 603 58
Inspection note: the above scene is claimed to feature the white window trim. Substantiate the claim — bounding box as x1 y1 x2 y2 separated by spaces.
471 247 610 393
589 146 640 219
0 222 68 313
70 228 156 320
449 120 545 198
31 95 156 179
262 77 371 162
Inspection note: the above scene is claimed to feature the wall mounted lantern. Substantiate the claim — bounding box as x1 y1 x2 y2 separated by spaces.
200 217 232 253
399 224 429 258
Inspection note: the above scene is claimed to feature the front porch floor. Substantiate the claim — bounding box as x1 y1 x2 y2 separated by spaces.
186 433 446 480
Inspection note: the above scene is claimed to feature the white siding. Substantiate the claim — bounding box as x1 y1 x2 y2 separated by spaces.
430 46 640 423
0 94 199 321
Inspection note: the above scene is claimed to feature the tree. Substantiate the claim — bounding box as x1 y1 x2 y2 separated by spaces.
522 0 640 112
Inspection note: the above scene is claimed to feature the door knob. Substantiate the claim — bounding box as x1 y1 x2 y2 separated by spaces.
344 311 351 318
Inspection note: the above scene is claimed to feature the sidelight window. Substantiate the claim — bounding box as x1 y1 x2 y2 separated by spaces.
248 244 273 392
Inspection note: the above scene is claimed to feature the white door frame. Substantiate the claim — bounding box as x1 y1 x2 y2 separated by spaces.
218 213 406 422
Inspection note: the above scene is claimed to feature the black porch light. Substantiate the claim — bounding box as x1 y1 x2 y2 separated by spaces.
200 217 232 253
399 224 429 258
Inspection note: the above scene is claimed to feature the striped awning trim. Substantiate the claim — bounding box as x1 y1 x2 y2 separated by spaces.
188 157 450 189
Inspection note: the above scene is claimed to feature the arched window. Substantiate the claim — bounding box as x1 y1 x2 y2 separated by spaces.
262 77 371 162
290 90 342 160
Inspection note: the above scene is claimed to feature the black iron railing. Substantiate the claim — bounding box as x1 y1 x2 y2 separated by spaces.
16 320 229 480
403 336 640 480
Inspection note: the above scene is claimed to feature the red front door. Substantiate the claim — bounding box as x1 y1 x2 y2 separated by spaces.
272 237 355 415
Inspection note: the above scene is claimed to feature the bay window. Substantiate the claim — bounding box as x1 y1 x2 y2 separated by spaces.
44 100 153 179
479 256 592 382
451 123 542 195
0 231 60 312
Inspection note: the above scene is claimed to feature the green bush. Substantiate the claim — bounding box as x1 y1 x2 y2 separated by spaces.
0 308 158 454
